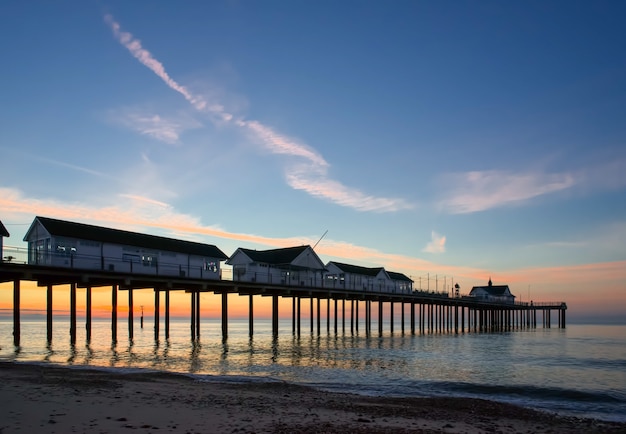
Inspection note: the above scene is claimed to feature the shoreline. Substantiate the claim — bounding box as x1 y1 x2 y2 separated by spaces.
1 362 625 433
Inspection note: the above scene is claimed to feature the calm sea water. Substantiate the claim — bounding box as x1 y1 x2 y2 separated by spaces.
0 318 624 422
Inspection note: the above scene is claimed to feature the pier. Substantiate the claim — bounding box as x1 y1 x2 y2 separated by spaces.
0 261 566 346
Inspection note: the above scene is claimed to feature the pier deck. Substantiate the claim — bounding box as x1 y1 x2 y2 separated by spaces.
1 262 567 346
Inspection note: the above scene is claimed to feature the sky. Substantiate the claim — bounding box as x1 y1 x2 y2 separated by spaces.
0 1 625 323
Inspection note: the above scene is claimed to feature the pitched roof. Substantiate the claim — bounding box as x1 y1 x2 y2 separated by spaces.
328 261 384 277
470 285 511 296
0 220 9 237
233 246 312 265
387 271 413 282
26 216 228 259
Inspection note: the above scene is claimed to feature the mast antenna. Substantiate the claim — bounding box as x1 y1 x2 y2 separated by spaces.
313 230 328 250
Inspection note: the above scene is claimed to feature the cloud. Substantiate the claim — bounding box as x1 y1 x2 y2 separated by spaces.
423 231 446 253
110 109 202 145
286 164 413 212
439 169 575 214
104 14 211 113
104 14 411 213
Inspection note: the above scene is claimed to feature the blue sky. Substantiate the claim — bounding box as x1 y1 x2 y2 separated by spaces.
1 1 625 319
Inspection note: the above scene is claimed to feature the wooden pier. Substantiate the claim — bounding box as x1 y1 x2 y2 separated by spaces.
0 262 567 346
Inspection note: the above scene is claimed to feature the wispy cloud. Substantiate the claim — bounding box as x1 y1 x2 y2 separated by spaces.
104 14 411 213
104 15 212 114
439 169 575 214
423 231 446 253
286 164 413 212
110 108 202 145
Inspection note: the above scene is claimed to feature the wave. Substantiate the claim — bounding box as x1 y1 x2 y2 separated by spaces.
435 381 625 404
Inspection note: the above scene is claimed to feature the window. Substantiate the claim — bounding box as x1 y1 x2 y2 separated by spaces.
142 255 157 267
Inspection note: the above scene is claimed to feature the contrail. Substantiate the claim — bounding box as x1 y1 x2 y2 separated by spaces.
104 14 413 212
104 14 209 112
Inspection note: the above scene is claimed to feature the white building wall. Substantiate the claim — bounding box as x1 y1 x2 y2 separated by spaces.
26 229 221 280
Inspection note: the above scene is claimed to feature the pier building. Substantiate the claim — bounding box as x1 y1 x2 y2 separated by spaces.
23 216 228 279
469 278 516 304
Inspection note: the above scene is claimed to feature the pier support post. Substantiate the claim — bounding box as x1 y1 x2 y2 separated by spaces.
165 289 170 340
154 288 160 341
390 301 394 334
111 285 117 343
378 301 383 336
195 291 200 339
350 300 354 335
428 304 435 333
46 284 53 342
297 297 301 337
461 306 465 333
191 291 196 340
126 287 132 340
342 299 345 334
222 292 228 340
401 302 405 334
326 298 330 333
355 300 359 334
310 298 314 334
410 302 415 335
292 298 296 334
334 299 338 334
316 298 321 335
272 294 279 337
13 280 20 346
249 294 254 338
86 286 92 342
70 282 77 344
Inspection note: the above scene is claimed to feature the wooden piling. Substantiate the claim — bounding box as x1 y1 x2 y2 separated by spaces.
70 283 77 344
165 289 170 340
222 292 228 340
195 291 200 339
46 284 53 342
249 294 254 337
111 285 118 341
191 291 196 340
126 287 131 340
272 294 279 337
86 286 92 342
13 280 20 346
154 288 160 341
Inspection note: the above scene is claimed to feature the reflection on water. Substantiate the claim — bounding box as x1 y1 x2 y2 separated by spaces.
1 319 625 421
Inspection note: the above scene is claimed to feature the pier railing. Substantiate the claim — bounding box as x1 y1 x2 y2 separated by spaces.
1 245 566 309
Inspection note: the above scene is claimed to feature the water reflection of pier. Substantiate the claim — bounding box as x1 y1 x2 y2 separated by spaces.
1 263 566 346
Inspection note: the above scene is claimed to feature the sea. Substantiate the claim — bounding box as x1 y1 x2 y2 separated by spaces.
1 317 624 423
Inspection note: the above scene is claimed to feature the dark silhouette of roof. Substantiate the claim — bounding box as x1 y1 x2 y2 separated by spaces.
0 220 9 237
234 246 311 265
328 261 412 282
328 261 384 277
25 216 228 259
386 271 413 282
470 285 511 296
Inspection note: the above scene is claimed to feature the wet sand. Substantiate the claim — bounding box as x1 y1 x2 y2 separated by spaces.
1 362 624 433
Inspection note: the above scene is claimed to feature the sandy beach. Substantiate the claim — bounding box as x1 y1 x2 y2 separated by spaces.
0 362 624 434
